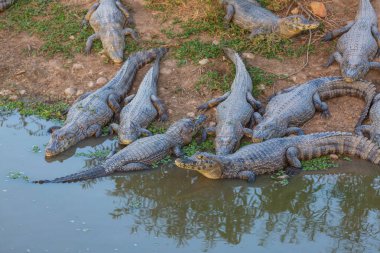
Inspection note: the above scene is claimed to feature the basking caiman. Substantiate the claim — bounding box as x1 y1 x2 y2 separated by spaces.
0 0 16 11
110 56 168 145
175 132 380 181
323 0 380 82
221 0 319 38
83 0 138 64
198 48 261 155
252 77 376 142
356 94 380 146
35 115 206 183
45 48 168 157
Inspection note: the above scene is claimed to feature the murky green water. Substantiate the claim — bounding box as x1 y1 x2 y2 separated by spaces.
1 111 380 253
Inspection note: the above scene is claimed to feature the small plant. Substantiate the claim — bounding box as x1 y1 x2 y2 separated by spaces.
32 145 41 153
76 146 111 159
271 170 289 186
248 66 280 96
195 70 232 93
7 171 29 182
152 155 172 168
175 40 222 64
301 156 338 171
343 156 352 162
183 139 214 157
147 124 167 135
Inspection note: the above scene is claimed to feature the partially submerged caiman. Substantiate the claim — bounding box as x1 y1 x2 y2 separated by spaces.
45 48 168 157
198 48 261 155
110 56 168 145
323 0 380 82
221 0 319 38
0 0 15 11
356 94 380 146
83 0 138 64
35 115 206 183
176 132 380 181
252 77 376 142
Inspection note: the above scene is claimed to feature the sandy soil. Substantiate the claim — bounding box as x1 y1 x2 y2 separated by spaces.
0 0 380 133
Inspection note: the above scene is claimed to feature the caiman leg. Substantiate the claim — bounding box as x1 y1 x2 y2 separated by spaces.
224 170 256 182
151 95 169 122
108 94 121 113
313 92 331 118
202 127 216 141
249 112 263 128
246 92 262 110
323 51 343 67
369 62 380 70
371 25 380 49
173 146 184 157
322 21 354 41
224 4 235 28
355 125 374 138
123 94 136 105
116 0 134 25
285 127 304 136
197 91 231 111
85 33 100 54
82 2 99 27
120 162 151 172
88 124 102 138
123 28 139 41
285 146 303 175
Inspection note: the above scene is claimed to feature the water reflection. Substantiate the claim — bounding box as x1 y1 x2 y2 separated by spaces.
105 169 380 251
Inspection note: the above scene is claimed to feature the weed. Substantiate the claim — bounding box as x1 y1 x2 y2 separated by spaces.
147 123 167 134
271 170 289 186
76 146 111 159
7 171 29 182
248 66 280 96
343 156 352 162
32 145 41 153
183 139 214 157
152 155 172 168
195 70 232 93
257 0 290 11
175 40 222 64
0 99 69 120
301 156 338 171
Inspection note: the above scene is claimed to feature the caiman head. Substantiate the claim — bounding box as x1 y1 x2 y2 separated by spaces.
101 29 125 64
252 119 283 143
341 58 369 82
118 121 141 145
45 124 80 157
175 152 224 179
278 15 319 38
215 123 241 155
166 114 207 145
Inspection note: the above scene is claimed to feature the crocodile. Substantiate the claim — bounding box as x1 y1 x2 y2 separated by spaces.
83 0 138 64
35 115 207 183
110 56 168 145
221 0 320 38
252 77 376 142
0 0 16 11
356 94 380 146
45 47 168 157
175 132 380 181
198 48 262 155
323 0 380 82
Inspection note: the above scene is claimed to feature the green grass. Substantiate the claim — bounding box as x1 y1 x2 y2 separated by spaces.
248 66 280 96
271 170 289 186
0 99 69 120
7 171 29 182
75 146 111 159
301 156 338 171
147 123 167 135
0 0 103 57
32 145 41 153
195 70 231 93
175 40 222 64
183 139 214 157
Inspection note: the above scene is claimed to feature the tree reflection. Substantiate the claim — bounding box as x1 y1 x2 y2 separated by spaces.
104 167 380 251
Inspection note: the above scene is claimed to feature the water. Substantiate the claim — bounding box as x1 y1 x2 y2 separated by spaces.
1 111 380 253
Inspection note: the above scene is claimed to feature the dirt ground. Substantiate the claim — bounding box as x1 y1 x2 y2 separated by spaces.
1 0 380 133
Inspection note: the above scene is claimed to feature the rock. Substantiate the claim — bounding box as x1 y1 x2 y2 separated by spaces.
19 90 26 95
168 109 173 114
212 40 220 45
69 35 75 40
160 67 172 75
87 81 95 88
291 7 299 15
186 112 195 118
242 52 255 60
9 95 18 101
209 121 216 127
291 76 297 82
199 59 209 65
64 87 77 97
330 154 339 160
96 77 108 86
72 63 84 71
309 2 327 18
0 89 12 96
258 84 266 90
76 90 84 96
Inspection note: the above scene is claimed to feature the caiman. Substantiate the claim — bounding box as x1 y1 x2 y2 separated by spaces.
110 56 168 145
35 115 207 183
45 47 168 157
356 94 380 146
175 132 380 181
252 77 376 142
0 0 15 11
323 0 380 82
198 48 262 155
220 0 319 38
83 0 138 64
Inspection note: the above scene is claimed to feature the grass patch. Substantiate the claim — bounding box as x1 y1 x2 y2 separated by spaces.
257 0 290 11
195 70 232 93
7 171 29 182
75 146 111 159
175 40 221 64
0 99 69 120
271 170 289 186
152 155 172 168
0 0 103 57
248 66 280 96
301 156 338 171
183 139 214 157
147 123 167 134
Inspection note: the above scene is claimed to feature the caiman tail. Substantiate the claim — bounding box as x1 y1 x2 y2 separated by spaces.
317 79 376 130
33 166 109 184
298 132 380 164
357 0 375 19
132 47 169 69
223 48 253 90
